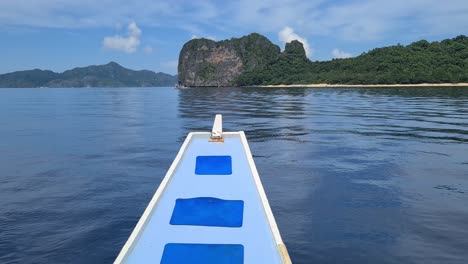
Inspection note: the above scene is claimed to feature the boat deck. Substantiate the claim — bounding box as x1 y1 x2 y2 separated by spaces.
115 131 289 263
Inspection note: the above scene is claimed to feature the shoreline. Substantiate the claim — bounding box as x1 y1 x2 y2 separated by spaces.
257 83 468 88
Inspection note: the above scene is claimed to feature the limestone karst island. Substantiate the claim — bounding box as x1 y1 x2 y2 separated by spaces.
178 33 468 87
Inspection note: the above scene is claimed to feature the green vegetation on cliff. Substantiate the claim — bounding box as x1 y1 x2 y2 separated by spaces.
0 62 177 88
236 40 312 85
225 33 281 72
235 35 468 85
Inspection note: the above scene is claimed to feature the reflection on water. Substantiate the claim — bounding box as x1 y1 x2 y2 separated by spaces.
0 87 467 263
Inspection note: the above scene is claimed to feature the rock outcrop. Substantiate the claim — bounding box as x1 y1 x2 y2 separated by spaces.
178 33 281 87
283 40 307 58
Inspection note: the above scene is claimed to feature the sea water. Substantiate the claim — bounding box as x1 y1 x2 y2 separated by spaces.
0 87 467 263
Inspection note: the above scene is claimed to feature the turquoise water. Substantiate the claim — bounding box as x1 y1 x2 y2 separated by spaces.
0 87 467 263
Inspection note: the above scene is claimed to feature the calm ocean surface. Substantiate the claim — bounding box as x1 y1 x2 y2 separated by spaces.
0 87 467 264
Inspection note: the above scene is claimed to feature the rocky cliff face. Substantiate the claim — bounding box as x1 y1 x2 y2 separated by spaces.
178 33 281 86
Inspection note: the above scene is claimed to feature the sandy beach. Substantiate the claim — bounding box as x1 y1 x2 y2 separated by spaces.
258 83 468 88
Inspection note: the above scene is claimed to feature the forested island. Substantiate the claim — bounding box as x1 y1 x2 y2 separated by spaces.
0 62 177 88
2 34 466 88
178 34 468 86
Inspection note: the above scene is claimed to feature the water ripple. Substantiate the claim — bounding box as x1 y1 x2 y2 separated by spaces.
0 87 467 263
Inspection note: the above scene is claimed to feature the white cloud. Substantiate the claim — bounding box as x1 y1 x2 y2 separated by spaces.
1 0 467 45
228 0 468 41
103 22 141 53
332 49 352 59
143 45 153 54
278 27 312 58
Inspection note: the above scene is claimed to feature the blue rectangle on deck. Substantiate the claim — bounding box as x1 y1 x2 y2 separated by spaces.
195 156 232 175
161 243 244 264
170 197 244 227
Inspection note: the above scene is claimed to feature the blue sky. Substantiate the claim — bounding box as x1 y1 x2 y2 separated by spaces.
0 0 467 75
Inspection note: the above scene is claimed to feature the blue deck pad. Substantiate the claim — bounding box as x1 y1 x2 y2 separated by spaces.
195 156 232 175
161 243 244 264
170 197 244 227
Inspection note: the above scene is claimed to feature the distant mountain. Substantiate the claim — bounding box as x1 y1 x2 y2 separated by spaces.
0 62 178 88
179 34 468 86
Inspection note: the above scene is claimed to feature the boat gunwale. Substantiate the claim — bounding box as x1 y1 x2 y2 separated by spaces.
239 131 292 264
114 131 291 263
